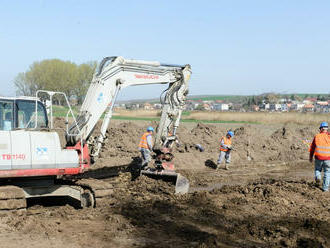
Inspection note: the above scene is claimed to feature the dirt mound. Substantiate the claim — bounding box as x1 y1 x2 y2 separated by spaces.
15 119 323 248
53 118 317 169
2 177 328 248
80 120 318 173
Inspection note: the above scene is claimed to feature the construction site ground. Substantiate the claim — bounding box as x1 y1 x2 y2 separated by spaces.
0 120 329 248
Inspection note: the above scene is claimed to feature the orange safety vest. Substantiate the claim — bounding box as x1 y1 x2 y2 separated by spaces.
139 132 152 149
314 132 330 158
220 136 232 152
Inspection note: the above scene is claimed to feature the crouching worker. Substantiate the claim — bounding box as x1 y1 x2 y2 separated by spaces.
217 131 234 170
309 122 330 192
138 126 154 170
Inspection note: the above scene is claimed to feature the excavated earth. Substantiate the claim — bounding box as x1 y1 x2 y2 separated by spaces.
0 120 329 248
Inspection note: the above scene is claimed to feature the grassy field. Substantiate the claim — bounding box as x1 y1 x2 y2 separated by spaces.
114 110 329 125
185 111 329 125
50 106 329 125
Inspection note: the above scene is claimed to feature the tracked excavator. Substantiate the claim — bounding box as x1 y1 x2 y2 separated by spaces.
0 56 191 210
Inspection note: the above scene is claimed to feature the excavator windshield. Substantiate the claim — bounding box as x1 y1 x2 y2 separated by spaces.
0 101 13 131
16 100 48 129
0 99 48 130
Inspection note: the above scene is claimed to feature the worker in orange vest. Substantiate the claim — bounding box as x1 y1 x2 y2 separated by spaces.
217 131 234 170
138 126 154 169
309 122 330 192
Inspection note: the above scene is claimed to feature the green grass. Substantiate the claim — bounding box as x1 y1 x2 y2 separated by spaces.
182 111 191 116
52 105 79 117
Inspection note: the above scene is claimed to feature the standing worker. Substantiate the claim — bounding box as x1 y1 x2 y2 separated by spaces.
138 126 154 169
309 122 330 192
217 131 234 170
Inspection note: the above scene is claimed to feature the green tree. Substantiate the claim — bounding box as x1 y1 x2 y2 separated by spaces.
14 72 34 96
265 93 279 104
74 62 97 104
14 59 97 104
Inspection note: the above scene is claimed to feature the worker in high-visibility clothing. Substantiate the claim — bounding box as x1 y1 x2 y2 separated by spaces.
138 126 154 169
217 131 234 170
309 122 330 192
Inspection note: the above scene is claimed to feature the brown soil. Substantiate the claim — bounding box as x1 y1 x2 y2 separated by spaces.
0 120 329 248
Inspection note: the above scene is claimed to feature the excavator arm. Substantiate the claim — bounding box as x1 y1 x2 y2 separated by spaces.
66 56 191 160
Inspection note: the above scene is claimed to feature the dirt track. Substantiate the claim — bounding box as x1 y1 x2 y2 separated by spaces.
0 120 329 248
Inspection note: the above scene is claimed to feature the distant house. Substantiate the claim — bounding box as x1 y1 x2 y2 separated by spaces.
315 101 329 113
290 103 305 111
203 103 211 111
187 101 200 110
316 101 328 106
303 104 314 112
114 103 125 110
303 98 317 105
250 105 259 112
153 103 162 109
269 104 282 111
280 104 289 112
259 103 270 111
143 102 153 110
125 103 140 110
213 103 229 111
305 97 317 102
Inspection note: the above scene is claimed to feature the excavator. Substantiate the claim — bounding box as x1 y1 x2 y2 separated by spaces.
0 56 191 210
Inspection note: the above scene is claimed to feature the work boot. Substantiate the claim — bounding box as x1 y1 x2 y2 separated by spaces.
315 178 321 187
225 164 229 170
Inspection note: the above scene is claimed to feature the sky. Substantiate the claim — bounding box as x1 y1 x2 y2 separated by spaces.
0 0 329 100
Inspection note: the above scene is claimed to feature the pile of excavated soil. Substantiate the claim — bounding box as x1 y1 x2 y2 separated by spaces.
1 176 329 248
54 118 316 170
90 120 316 171
5 119 324 247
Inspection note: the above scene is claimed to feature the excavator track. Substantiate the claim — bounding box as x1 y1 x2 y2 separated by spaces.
0 186 26 211
72 178 114 207
0 178 115 211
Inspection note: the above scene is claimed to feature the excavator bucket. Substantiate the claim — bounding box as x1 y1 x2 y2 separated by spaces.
175 173 190 194
140 169 189 194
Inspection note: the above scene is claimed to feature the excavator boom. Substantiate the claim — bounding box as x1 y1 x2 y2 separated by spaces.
66 56 191 158
66 56 191 193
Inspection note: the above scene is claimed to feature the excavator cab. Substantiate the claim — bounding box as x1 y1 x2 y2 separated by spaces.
0 97 48 131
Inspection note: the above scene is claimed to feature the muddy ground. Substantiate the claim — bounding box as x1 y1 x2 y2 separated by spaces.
0 120 329 248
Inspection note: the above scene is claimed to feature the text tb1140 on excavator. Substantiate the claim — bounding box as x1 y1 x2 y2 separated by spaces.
0 56 191 210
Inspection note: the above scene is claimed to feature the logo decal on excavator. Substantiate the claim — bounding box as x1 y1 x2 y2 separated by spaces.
97 92 104 103
36 147 48 156
135 74 159 80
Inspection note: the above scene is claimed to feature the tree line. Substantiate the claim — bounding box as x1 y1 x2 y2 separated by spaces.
14 59 97 104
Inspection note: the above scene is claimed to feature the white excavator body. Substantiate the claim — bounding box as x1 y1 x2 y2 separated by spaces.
0 56 191 210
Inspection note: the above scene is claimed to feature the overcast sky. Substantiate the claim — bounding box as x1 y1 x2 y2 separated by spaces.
0 0 329 100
